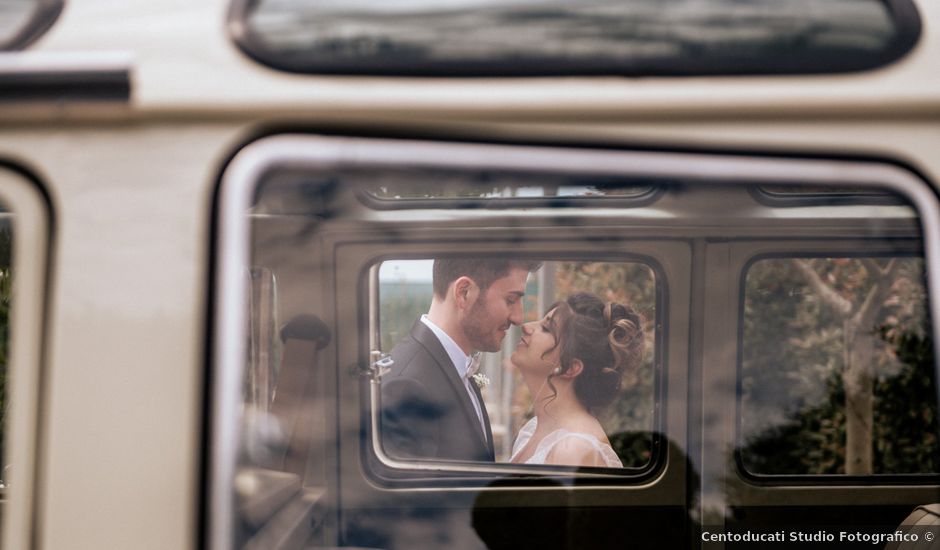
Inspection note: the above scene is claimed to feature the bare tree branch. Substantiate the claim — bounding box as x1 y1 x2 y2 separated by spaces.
861 258 895 279
791 259 852 317
856 258 900 330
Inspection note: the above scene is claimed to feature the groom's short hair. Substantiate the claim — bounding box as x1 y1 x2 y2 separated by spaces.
432 258 541 299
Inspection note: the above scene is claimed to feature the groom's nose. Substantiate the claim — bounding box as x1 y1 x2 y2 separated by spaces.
508 301 524 325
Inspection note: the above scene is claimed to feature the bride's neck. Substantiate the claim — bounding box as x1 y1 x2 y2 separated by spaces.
531 379 585 427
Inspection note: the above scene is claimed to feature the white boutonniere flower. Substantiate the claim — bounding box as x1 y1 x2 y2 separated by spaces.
471 373 490 389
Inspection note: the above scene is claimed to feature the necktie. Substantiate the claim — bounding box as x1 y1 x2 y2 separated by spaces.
465 352 482 379
463 353 488 447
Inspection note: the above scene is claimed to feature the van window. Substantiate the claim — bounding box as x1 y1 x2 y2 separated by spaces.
0 0 62 50
0 166 50 550
212 135 940 549
375 258 659 471
359 168 659 206
739 255 935 477
229 0 920 76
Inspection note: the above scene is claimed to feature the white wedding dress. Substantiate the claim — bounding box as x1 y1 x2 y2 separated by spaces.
510 417 623 467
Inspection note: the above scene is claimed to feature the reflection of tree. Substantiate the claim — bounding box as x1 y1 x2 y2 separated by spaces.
873 327 938 473
792 258 899 474
741 257 936 475
255 0 895 69
741 326 938 475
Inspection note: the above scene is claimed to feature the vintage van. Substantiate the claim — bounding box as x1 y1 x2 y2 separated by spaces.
0 0 938 548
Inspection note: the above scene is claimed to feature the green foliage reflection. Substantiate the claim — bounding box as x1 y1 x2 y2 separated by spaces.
741 256 937 475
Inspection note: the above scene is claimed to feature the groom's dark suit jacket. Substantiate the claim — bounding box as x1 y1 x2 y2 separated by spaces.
380 320 495 462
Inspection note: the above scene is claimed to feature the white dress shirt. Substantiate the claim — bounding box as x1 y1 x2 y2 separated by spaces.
420 315 487 434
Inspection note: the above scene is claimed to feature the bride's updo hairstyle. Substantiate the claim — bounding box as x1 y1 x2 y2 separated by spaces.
547 292 645 413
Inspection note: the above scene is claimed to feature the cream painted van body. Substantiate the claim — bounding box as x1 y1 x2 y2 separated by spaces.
0 0 938 548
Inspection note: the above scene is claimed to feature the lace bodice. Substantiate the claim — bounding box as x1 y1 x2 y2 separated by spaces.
510 417 622 467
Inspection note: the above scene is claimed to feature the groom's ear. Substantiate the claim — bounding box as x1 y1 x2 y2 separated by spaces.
453 276 479 310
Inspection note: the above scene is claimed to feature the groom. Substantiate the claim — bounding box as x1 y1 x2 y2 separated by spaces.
380 258 540 462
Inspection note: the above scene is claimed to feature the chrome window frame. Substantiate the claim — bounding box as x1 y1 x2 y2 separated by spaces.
0 163 51 550
210 134 940 550
362 252 668 483
356 180 665 210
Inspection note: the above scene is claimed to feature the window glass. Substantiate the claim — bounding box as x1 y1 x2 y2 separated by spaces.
377 259 658 469
231 0 919 76
0 0 62 49
361 168 658 204
753 184 903 207
214 135 940 550
0 167 49 550
740 255 936 476
221 138 692 548
758 184 893 198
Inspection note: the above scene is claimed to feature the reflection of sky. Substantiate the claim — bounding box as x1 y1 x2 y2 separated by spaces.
379 259 433 283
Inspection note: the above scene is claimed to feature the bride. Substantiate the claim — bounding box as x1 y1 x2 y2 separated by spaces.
509 292 644 467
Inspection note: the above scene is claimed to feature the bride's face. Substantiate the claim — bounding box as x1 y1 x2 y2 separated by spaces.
511 308 561 375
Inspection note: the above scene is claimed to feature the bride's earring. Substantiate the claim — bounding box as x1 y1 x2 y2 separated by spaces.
553 367 561 375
